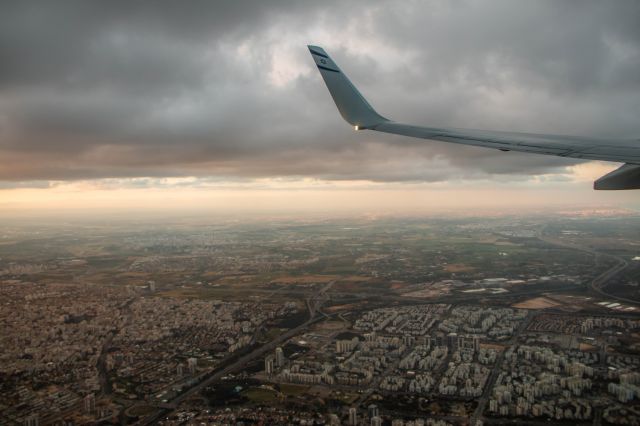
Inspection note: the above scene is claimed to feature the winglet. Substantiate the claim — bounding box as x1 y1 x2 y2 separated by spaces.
308 45 388 129
594 163 640 190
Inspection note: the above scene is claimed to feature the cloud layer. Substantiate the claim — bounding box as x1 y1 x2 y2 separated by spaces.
0 0 639 184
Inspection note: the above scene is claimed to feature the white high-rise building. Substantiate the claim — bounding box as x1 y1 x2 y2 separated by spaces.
275 347 285 367
371 416 382 426
23 415 39 426
368 404 379 419
348 407 357 425
337 337 359 354
187 357 198 375
265 355 275 375
84 393 96 414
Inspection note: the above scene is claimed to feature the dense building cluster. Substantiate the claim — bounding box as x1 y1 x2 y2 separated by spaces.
489 345 596 419
0 281 135 424
269 305 510 405
528 313 640 334
107 296 292 401
354 305 450 335
2 216 640 425
266 304 640 425
438 306 527 340
159 406 453 426
0 279 295 425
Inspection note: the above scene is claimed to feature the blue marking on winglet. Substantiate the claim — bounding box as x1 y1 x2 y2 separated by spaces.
309 49 329 59
317 64 339 73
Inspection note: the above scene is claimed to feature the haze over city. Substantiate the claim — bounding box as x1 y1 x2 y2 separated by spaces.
2 2 640 426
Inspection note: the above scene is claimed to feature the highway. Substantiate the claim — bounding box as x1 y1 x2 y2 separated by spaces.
138 282 334 425
97 295 138 397
468 229 635 425
138 230 635 424
538 232 636 305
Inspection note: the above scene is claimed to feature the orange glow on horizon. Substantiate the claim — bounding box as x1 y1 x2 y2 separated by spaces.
0 171 637 218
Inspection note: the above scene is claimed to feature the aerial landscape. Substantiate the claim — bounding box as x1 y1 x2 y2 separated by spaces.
1 0 639 425
2 211 640 425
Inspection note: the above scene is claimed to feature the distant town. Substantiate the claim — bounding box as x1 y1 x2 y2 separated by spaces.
1 213 639 425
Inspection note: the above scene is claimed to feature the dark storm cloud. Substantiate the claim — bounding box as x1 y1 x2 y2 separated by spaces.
0 0 638 183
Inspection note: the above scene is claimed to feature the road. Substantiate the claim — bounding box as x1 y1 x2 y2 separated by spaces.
97 295 138 397
138 281 334 425
469 311 534 426
467 228 634 426
138 316 328 425
138 228 634 424
307 280 334 318
538 232 635 305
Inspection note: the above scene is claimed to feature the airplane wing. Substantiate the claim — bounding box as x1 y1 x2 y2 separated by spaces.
308 45 640 190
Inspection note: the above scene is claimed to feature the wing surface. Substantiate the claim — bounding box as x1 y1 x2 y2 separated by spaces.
308 45 640 189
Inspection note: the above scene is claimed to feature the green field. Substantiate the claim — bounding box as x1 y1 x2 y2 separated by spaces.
241 387 280 403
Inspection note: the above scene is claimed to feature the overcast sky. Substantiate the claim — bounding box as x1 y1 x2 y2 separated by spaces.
0 0 639 212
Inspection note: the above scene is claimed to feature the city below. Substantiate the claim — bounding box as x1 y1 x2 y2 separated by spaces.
1 212 640 425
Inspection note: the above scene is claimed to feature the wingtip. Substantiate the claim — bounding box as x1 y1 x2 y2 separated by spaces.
307 45 328 55
307 44 388 128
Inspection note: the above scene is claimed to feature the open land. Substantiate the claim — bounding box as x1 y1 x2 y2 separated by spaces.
1 214 640 425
